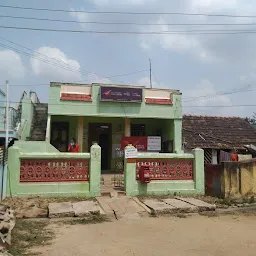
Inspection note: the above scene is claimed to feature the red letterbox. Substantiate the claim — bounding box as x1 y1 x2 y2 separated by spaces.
139 165 150 184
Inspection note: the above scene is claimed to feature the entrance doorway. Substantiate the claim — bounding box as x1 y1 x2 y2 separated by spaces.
51 122 69 152
88 123 112 171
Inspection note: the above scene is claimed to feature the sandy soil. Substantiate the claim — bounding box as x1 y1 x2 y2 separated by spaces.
32 214 256 256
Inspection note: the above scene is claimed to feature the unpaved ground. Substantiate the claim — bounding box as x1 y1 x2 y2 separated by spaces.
31 214 256 256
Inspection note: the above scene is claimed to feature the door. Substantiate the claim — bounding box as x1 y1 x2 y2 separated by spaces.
88 123 112 171
99 133 109 171
51 122 69 152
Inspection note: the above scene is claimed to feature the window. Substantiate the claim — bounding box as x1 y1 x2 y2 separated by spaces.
131 124 146 136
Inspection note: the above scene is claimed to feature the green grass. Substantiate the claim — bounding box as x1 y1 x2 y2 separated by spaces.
9 215 109 256
60 215 110 225
9 219 54 256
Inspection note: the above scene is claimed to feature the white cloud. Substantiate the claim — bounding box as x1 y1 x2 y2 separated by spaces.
69 8 88 28
135 1 256 63
30 47 82 81
190 0 237 12
137 76 159 88
0 50 25 80
139 17 218 62
182 79 245 116
88 73 111 84
89 0 156 7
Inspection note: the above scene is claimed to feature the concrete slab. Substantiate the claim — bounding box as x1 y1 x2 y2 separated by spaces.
176 198 216 211
96 197 114 217
96 196 147 220
143 199 176 214
162 199 198 213
110 191 118 198
72 201 104 217
49 202 74 218
132 198 152 214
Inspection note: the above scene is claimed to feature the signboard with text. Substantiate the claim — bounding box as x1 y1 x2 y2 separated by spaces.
147 136 161 151
100 86 142 103
125 147 138 159
121 136 161 152
121 136 147 151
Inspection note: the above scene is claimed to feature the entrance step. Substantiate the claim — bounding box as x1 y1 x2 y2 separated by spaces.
100 174 125 196
96 196 147 220
143 199 176 214
140 198 216 215
175 197 216 211
48 201 105 218
163 199 198 213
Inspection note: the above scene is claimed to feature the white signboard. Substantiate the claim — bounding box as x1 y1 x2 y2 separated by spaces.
147 136 161 151
125 147 138 159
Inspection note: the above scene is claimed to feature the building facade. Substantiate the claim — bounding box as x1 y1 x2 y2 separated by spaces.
6 83 205 197
46 83 183 171
0 89 21 147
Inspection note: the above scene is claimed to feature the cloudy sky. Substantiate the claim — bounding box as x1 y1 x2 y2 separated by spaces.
0 0 256 117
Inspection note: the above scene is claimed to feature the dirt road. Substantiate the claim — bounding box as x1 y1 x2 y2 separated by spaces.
33 214 256 256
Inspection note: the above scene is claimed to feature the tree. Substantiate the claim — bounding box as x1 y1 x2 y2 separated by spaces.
246 112 256 125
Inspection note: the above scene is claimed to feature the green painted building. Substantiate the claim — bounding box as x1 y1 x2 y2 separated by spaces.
6 82 205 198
47 82 183 170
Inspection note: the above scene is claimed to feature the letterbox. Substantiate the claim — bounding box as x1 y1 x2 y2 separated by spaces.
139 165 150 184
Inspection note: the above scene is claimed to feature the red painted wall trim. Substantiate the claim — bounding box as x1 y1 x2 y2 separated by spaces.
145 98 173 105
60 93 92 102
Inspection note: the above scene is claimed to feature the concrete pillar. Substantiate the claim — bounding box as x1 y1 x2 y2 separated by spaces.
45 115 51 142
252 162 256 195
125 118 131 137
77 116 83 152
89 143 101 197
124 145 138 196
192 148 205 195
240 163 253 196
6 146 20 198
173 119 182 153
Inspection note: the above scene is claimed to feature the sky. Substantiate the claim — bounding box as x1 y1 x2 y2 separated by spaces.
0 0 256 118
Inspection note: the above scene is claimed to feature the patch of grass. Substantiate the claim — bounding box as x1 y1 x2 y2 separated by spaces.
149 211 157 218
9 219 54 256
199 211 219 218
249 196 255 204
61 215 109 225
175 213 187 218
236 209 256 216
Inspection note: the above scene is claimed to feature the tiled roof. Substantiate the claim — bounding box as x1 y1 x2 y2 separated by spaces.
182 115 256 150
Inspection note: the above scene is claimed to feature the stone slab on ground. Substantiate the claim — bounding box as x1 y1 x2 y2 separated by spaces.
22 206 48 218
143 199 176 214
72 201 104 217
49 202 74 218
176 198 216 211
162 199 198 213
96 196 147 220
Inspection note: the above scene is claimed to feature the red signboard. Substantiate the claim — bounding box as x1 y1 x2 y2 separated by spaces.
121 136 147 151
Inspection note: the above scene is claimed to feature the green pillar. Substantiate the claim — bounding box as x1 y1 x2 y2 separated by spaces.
124 145 137 196
174 119 182 153
6 146 20 197
89 143 101 197
192 148 205 195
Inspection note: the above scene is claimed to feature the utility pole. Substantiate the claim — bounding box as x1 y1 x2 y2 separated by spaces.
149 59 152 88
2 80 9 200
5 80 9 151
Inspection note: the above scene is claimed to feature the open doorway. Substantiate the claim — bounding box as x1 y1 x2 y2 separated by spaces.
51 122 69 152
88 123 112 171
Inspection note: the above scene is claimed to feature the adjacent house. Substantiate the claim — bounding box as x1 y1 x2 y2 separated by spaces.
0 89 22 147
182 115 256 164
